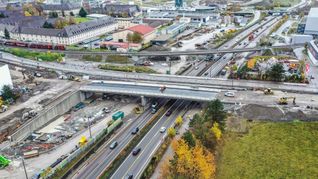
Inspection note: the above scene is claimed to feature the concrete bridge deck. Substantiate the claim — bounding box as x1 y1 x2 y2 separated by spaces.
80 81 220 101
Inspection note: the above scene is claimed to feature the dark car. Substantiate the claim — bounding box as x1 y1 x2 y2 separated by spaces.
132 147 141 156
131 127 139 135
109 141 118 149
125 174 133 179
165 110 172 116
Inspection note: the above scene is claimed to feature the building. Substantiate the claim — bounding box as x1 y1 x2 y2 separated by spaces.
41 2 81 16
116 17 137 29
0 63 13 90
297 17 306 34
308 40 318 65
92 4 141 17
304 8 318 36
175 0 183 8
113 24 156 44
7 16 118 45
291 34 313 45
87 14 109 19
162 23 187 37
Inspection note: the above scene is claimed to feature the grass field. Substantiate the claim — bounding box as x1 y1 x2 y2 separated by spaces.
75 17 90 23
217 122 318 179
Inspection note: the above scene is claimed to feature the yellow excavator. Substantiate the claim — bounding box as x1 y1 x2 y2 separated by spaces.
278 97 296 105
264 88 274 95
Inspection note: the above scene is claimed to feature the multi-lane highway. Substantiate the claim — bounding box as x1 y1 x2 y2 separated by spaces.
71 99 167 179
111 100 189 179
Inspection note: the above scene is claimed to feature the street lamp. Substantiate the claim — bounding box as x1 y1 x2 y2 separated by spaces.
21 156 29 179
87 116 92 138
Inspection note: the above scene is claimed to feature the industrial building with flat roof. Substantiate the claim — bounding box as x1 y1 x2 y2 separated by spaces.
305 8 318 36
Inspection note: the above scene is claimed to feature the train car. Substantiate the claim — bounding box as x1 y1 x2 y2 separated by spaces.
54 44 65 50
4 40 17 46
16 42 28 47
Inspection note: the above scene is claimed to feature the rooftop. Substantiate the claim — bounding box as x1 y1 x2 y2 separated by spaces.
308 8 318 18
127 24 155 35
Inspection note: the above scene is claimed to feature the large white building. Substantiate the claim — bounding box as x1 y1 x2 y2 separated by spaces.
9 16 118 45
305 8 318 36
0 63 13 90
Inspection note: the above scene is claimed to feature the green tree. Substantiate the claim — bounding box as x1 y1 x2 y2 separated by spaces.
1 85 15 101
0 12 5 18
43 21 54 29
205 99 226 130
70 11 74 16
49 11 58 18
79 7 87 17
4 28 10 39
268 63 285 81
132 32 143 43
182 131 196 148
126 33 133 42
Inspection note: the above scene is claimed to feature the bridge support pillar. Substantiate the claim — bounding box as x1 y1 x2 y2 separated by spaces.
132 56 139 62
84 91 93 99
141 96 147 107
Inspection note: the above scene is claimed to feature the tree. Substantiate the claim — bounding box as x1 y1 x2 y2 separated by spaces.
182 131 196 148
167 127 176 138
70 11 74 16
175 116 183 126
61 10 65 17
4 28 10 39
211 122 222 141
0 12 5 18
205 99 226 129
126 33 133 42
121 12 129 18
79 7 87 17
268 63 285 81
54 18 68 29
132 32 143 43
1 85 15 101
43 21 54 29
49 11 58 18
68 17 76 25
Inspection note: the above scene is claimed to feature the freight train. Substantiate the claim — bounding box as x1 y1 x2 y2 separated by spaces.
0 39 66 50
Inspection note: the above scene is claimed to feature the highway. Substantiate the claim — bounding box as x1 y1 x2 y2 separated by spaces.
71 99 167 179
111 100 190 179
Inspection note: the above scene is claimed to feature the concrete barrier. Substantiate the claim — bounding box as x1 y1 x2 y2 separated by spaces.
10 91 85 142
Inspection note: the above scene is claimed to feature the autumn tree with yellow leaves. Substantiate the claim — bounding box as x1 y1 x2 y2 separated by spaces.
160 139 216 179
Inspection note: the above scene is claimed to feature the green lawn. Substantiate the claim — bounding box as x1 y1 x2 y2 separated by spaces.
273 0 301 6
75 17 90 23
217 122 318 179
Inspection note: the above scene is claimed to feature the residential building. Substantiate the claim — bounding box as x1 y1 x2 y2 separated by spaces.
0 63 13 90
308 40 318 65
41 2 81 16
7 16 118 45
304 8 318 36
113 24 156 44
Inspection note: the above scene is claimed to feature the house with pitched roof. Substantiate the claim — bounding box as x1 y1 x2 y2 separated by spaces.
112 24 156 44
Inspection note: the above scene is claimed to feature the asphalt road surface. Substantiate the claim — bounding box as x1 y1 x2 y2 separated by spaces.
111 100 189 179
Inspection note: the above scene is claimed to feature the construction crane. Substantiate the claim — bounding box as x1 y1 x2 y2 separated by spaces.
278 97 296 105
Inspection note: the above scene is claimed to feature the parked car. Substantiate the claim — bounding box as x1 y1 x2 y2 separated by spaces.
132 147 141 156
125 174 133 179
160 127 166 133
131 127 139 135
224 91 235 97
109 141 118 149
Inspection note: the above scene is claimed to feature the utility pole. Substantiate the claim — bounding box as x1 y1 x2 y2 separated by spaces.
88 116 92 138
21 157 28 179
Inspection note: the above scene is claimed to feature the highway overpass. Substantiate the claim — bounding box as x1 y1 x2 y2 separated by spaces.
80 81 220 101
2 44 301 57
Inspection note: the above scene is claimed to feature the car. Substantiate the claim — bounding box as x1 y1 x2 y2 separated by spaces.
151 108 157 114
151 101 158 108
132 147 141 156
194 66 199 70
165 110 172 116
131 127 139 135
160 127 166 133
102 107 111 113
224 91 235 97
109 141 118 149
125 174 133 179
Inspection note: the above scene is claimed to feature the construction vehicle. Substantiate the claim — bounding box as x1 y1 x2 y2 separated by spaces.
134 106 143 114
23 150 39 159
0 97 8 113
79 136 87 147
159 86 166 93
68 75 81 82
278 97 296 105
22 110 37 121
0 155 10 168
264 88 274 95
